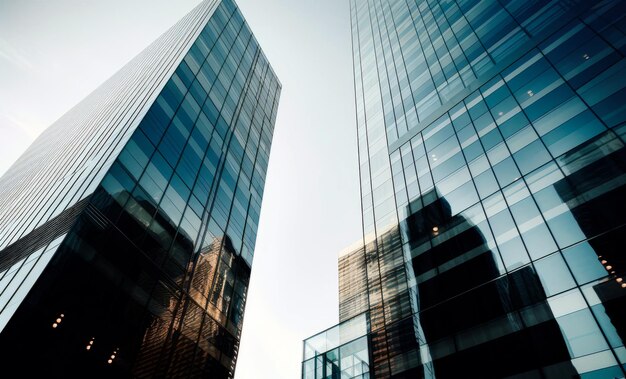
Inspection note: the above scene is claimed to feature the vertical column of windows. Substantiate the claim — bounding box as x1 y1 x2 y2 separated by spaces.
362 0 397 236
352 0 375 242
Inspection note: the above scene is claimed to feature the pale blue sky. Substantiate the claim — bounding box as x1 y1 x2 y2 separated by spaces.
0 1 361 378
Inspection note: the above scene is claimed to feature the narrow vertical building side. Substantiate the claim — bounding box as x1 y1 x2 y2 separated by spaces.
304 0 626 378
0 0 280 377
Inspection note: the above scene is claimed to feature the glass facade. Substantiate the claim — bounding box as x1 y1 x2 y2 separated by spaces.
303 314 371 379
0 0 280 377
304 0 626 378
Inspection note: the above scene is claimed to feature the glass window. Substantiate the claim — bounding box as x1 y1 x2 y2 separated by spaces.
508 193 558 259
424 117 454 152
521 223 558 260
481 78 508 108
562 242 608 285
506 125 538 153
492 157 520 187
131 129 156 157
118 148 144 180
556 309 609 357
503 51 550 93
587 302 626 351
489 207 530 270
466 93 488 120
534 253 576 296
142 103 171 147
159 126 187 167
451 105 471 131
445 180 479 215
578 60 626 127
106 162 135 194
463 140 484 162
513 139 551 175
542 109 606 157
545 210 586 249
525 84 574 122
498 235 530 270
526 162 564 194
457 123 478 148
481 128 503 151
473 169 499 199
189 79 207 105
548 288 587 318
432 153 465 183
473 112 496 136
533 96 586 138
499 112 529 139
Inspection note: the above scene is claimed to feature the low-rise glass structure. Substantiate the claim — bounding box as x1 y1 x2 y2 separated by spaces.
303 313 370 379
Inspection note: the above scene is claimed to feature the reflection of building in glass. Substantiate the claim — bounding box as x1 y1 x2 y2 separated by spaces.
305 0 626 377
134 235 246 377
551 136 626 362
406 192 575 377
306 190 577 378
0 0 280 377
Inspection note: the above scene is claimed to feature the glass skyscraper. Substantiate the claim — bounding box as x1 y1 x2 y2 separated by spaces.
304 0 626 378
0 0 280 377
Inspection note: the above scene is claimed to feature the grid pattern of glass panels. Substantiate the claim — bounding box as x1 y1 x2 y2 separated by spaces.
353 0 626 245
0 0 218 251
303 314 370 379
103 0 279 268
351 0 599 146
0 0 280 377
303 0 626 378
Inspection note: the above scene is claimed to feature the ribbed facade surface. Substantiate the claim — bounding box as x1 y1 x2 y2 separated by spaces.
304 0 626 378
0 0 217 252
0 0 280 377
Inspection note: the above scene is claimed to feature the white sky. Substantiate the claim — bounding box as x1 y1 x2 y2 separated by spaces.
0 1 361 378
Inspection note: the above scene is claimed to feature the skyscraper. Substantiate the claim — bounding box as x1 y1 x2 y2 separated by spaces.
304 0 626 378
0 0 280 377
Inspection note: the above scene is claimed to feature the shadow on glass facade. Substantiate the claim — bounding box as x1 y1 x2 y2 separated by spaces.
0 0 280 377
304 0 626 377
402 191 576 377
